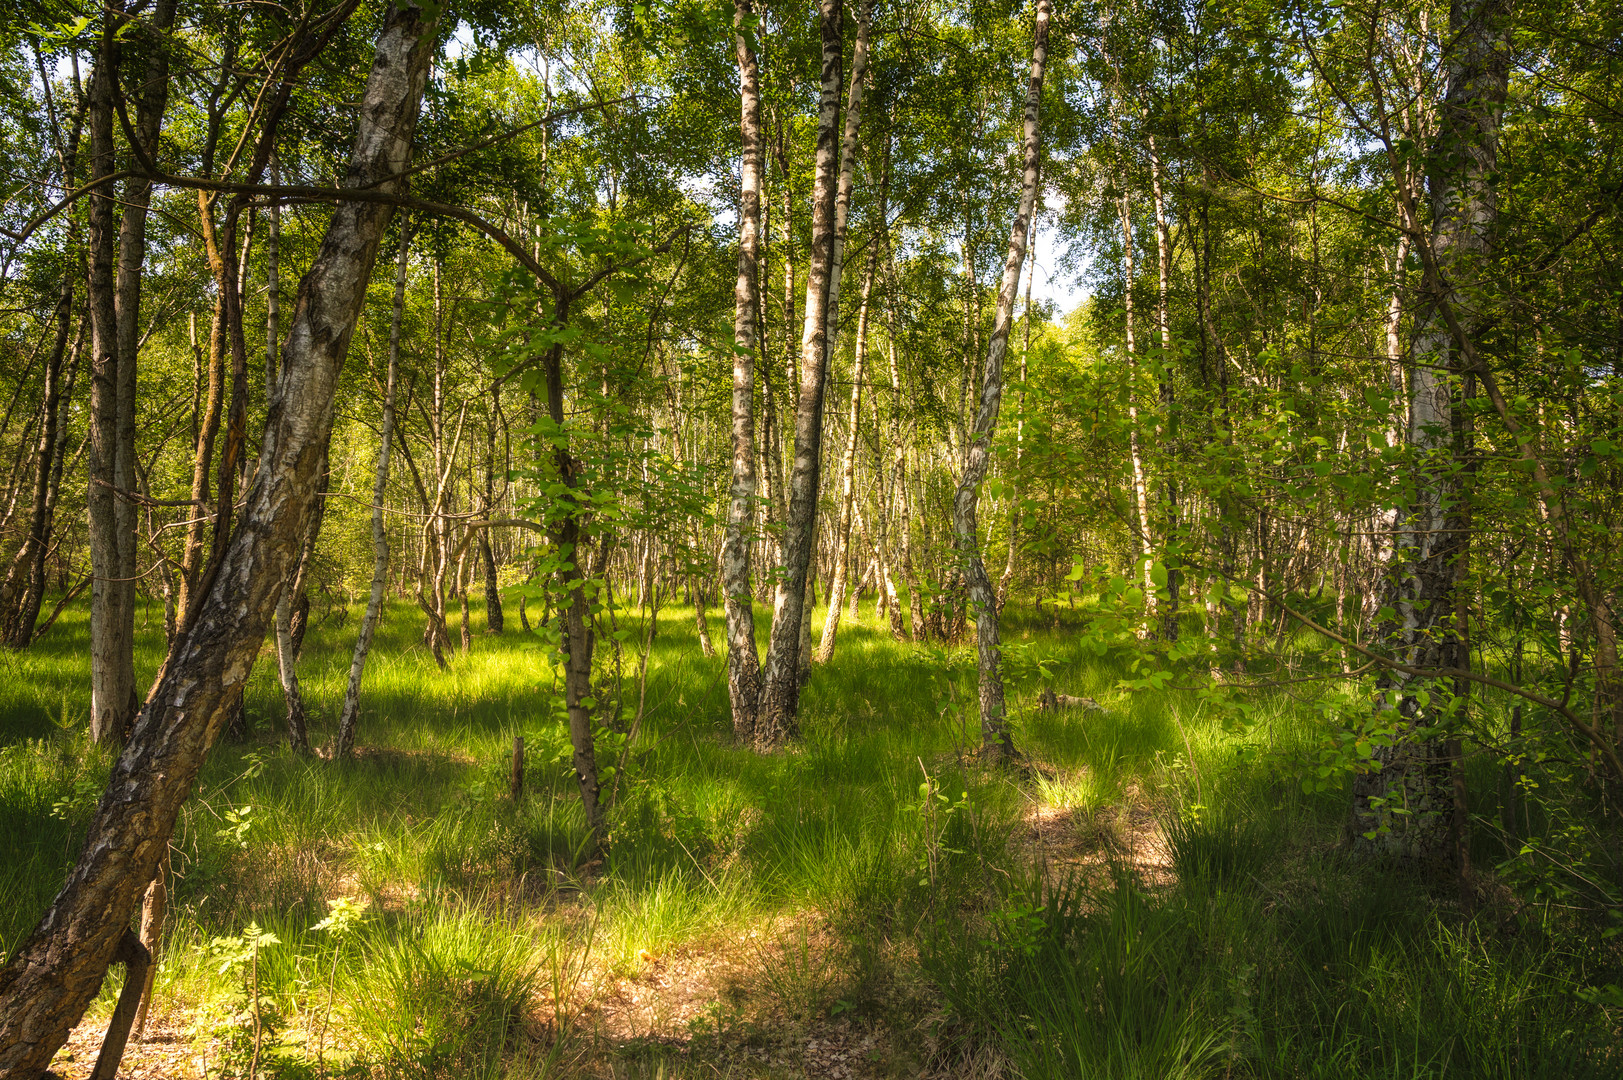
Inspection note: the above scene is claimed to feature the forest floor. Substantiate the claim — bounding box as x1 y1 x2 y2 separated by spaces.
3 597 1620 1079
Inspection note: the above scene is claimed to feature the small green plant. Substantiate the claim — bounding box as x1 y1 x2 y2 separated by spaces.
914 764 974 888
49 776 99 821
311 897 370 1072
203 923 283 1080
216 805 258 850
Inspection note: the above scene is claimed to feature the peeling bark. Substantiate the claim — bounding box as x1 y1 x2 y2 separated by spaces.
0 8 435 1071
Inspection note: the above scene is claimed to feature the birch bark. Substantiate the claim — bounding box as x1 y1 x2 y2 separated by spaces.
335 228 403 758
950 0 1050 759
755 0 851 746
724 0 765 741
0 6 434 1070
1351 0 1510 858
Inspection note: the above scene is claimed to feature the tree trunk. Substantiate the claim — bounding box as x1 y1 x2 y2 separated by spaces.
755 0 857 747
950 0 1050 760
0 8 434 1070
997 212 1037 611
3 276 73 648
724 0 765 741
542 323 606 846
1351 0 1510 859
481 404 504 633
815 241 878 664
1119 186 1155 633
335 228 405 756
85 8 134 746
1150 137 1180 641
276 466 324 754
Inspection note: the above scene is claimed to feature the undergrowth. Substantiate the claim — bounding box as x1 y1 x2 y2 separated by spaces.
0 597 1618 1078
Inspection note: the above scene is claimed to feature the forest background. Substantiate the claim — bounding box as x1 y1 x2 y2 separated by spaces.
0 0 1621 1077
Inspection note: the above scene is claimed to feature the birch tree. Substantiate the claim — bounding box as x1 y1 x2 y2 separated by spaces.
951 0 1051 760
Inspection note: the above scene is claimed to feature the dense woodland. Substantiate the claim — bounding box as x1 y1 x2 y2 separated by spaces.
1 0 1622 1076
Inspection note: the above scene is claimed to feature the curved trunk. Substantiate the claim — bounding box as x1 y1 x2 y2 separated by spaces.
0 8 434 1070
950 0 1050 760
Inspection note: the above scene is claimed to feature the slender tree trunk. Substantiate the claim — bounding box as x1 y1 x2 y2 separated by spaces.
267 168 315 754
0 9 434 1070
337 229 402 755
725 0 765 740
755 0 854 746
481 402 504 633
544 326 606 845
178 295 225 634
276 464 324 753
997 212 1037 610
1119 187 1155 632
1150 137 1180 641
1351 0 1510 859
4 277 73 648
815 241 878 663
951 0 1050 760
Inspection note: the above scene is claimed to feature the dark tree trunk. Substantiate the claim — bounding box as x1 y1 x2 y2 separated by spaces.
3 277 73 648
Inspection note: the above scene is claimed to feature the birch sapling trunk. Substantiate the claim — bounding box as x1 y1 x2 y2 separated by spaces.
881 243 923 640
482 410 504 633
1119 187 1155 632
1150 137 1180 641
724 0 765 741
0 7 434 1070
815 241 878 664
1351 0 1510 859
755 0 849 746
997 213 1037 610
951 0 1050 760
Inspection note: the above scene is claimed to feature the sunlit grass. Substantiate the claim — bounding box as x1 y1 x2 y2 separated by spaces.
2 594 1619 1078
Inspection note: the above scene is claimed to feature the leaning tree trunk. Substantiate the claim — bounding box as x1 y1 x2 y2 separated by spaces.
339 229 410 758
723 0 765 742
755 0 852 747
950 0 1050 760
1350 0 1510 859
0 9 434 1074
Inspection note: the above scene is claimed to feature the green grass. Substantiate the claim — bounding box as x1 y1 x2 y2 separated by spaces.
1 595 1619 1078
